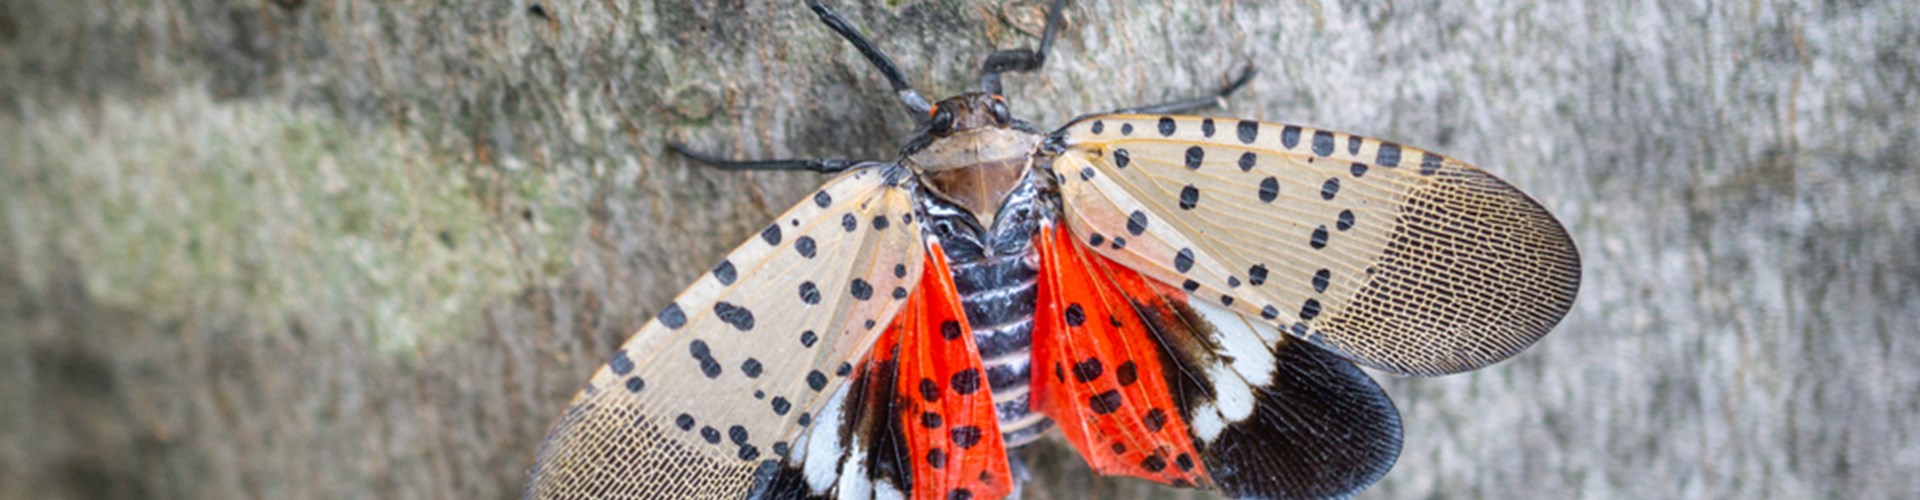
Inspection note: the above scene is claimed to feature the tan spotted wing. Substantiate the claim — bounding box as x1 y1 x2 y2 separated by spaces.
1052 115 1580 376
526 165 926 499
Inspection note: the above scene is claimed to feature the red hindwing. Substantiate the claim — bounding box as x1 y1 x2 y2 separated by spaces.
868 246 1013 500
1031 224 1211 488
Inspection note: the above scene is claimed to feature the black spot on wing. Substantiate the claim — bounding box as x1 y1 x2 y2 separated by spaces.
1236 120 1258 144
1312 130 1335 156
713 260 738 285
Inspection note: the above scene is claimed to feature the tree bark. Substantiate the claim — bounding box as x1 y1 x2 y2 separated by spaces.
2 0 1916 498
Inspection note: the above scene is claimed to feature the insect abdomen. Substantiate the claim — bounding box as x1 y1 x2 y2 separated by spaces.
947 245 1053 447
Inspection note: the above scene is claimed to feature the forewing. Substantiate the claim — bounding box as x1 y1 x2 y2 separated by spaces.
526 165 925 499
1053 115 1581 376
751 246 1013 500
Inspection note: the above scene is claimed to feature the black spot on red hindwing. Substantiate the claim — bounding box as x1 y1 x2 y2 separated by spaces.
1111 442 1127 455
928 447 948 468
1312 130 1335 156
920 378 941 402
1089 389 1123 414
1064 304 1086 326
1142 455 1168 472
948 488 973 500
1116 361 1138 386
941 320 963 340
950 369 982 395
1143 408 1168 432
950 426 984 448
921 411 943 429
1072 358 1103 383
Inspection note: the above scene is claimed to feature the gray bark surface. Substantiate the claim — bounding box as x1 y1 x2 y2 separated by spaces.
2 0 1916 498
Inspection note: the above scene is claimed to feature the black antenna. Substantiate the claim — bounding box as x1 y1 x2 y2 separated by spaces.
978 0 1069 96
805 0 933 120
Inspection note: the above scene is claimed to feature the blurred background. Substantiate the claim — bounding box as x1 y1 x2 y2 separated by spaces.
2 0 1916 498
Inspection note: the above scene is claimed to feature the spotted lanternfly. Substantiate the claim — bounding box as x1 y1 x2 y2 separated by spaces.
526 1 1581 499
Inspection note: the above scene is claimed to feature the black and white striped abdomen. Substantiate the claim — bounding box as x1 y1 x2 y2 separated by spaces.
946 248 1051 447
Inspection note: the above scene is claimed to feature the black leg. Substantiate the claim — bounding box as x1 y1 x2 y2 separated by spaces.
805 0 932 120
978 0 1070 95
669 143 863 174
1051 64 1257 131
1105 63 1256 115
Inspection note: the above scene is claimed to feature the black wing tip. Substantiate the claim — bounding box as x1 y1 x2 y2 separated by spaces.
1202 340 1404 500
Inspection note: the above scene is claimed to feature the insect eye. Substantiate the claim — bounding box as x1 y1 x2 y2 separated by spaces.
929 106 955 135
988 99 1012 125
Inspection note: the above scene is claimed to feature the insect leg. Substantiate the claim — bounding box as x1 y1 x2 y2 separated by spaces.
806 0 933 120
978 0 1070 95
669 143 864 173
